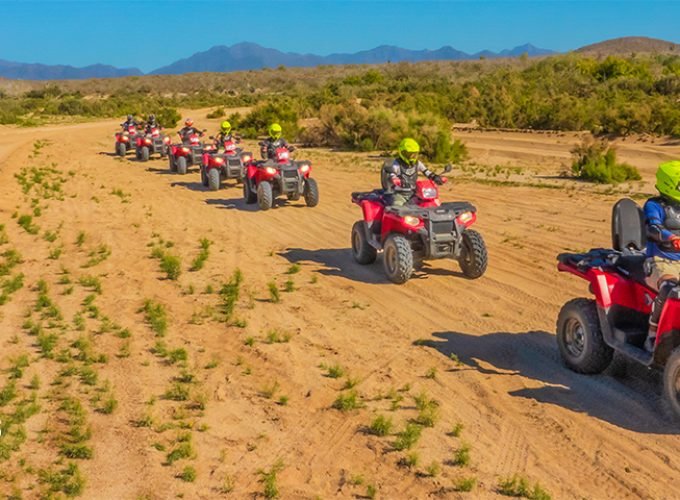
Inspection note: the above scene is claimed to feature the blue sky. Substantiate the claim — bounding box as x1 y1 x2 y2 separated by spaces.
2 1 680 72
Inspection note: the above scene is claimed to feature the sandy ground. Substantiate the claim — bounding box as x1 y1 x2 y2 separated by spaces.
0 117 679 500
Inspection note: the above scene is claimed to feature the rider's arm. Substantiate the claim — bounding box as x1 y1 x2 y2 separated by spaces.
645 199 675 242
417 161 436 179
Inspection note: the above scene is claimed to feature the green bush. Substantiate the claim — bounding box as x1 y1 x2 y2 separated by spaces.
571 137 641 184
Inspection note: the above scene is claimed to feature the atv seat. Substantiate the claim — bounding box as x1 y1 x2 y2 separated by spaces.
611 198 650 286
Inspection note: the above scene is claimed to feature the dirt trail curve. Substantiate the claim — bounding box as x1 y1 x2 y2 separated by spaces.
0 119 678 499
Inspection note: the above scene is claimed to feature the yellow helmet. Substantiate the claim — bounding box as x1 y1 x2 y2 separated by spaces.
398 137 420 166
269 123 282 140
220 120 231 134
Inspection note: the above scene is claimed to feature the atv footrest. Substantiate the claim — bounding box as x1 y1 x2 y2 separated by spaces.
610 328 653 365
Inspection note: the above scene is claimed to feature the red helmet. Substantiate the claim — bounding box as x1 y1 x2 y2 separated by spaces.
185 118 194 127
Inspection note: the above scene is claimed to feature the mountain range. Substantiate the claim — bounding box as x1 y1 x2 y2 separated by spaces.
1 36 677 81
0 42 553 81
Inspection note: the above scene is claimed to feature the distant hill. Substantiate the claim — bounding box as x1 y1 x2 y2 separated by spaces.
577 36 680 55
150 42 554 75
0 60 143 81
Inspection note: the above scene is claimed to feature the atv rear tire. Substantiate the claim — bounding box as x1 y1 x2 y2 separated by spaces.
304 178 319 207
556 298 613 374
351 221 377 265
176 156 187 175
663 348 680 421
257 181 273 211
208 168 220 191
383 234 413 284
115 143 126 157
141 146 150 162
459 229 488 279
243 179 257 204
169 154 177 172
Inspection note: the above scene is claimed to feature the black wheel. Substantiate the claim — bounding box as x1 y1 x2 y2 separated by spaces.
303 178 319 207
383 234 413 284
459 229 488 279
663 348 680 421
243 178 257 204
257 181 273 211
556 298 613 374
141 146 150 162
115 142 126 157
168 154 177 172
351 221 377 265
135 148 142 160
176 156 187 175
200 166 208 187
208 168 220 191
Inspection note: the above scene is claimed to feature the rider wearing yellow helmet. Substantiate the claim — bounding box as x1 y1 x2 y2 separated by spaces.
215 120 241 149
644 160 680 350
383 138 443 206
259 123 294 160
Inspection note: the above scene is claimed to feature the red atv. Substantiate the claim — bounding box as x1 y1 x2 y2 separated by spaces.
350 164 487 284
168 131 208 175
114 125 140 156
557 198 680 419
200 139 252 191
135 126 170 162
243 147 318 210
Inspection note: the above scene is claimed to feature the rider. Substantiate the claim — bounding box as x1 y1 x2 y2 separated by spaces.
121 114 139 130
144 114 160 134
383 138 444 206
259 123 293 160
178 118 203 143
215 120 241 150
644 160 680 351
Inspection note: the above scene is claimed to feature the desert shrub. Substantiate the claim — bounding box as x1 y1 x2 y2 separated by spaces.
238 100 301 140
570 137 641 184
154 107 181 128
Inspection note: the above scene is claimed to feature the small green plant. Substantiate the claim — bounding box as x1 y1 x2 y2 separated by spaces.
259 380 280 399
277 395 289 406
190 238 212 271
283 278 295 292
366 484 377 499
258 459 284 499
160 253 181 280
325 363 345 379
178 465 197 482
166 441 193 464
570 137 640 184
75 231 86 247
332 390 362 412
426 461 441 477
83 244 111 267
286 263 300 274
265 329 291 344
268 281 280 303
244 336 255 347
368 414 393 436
78 275 102 294
164 383 190 401
39 462 85 497
393 423 422 451
452 443 471 467
453 476 477 492
141 299 168 336
498 475 551 500
425 367 437 379
219 268 243 322
450 422 464 437
17 214 39 234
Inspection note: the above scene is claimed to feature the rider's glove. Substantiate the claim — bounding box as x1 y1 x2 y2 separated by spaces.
432 175 444 185
391 177 402 187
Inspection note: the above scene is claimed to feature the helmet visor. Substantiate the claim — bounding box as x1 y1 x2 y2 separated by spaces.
405 151 418 164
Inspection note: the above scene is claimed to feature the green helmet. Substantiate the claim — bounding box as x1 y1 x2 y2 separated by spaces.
220 120 231 134
398 138 420 166
269 123 282 140
656 161 680 204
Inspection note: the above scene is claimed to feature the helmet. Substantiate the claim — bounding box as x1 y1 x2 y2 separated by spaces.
269 123 282 140
148 114 156 122
220 120 232 134
185 118 194 127
656 161 680 204
398 138 420 166
127 114 133 121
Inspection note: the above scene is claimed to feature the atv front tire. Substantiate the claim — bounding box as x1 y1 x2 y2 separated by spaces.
459 229 488 279
141 146 150 162
663 348 680 421
304 178 320 207
176 156 187 175
169 154 177 172
351 221 377 265
383 234 413 284
556 298 613 374
208 168 220 191
257 181 273 211
115 143 126 157
243 179 257 204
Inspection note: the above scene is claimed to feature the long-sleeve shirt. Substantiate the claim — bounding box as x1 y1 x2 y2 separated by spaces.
644 198 680 260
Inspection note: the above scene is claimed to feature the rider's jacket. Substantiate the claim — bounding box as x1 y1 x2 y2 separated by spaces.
121 120 139 130
260 138 291 160
383 157 435 192
179 126 202 142
645 196 680 259
216 132 240 147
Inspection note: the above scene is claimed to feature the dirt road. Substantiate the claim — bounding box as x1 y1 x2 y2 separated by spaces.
0 119 678 499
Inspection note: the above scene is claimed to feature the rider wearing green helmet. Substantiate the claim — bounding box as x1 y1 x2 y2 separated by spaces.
643 160 680 350
214 120 241 149
383 137 443 206
260 123 294 160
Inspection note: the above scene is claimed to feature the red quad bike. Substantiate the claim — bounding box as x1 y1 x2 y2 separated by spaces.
350 164 488 284
243 147 319 210
200 139 252 191
168 130 209 175
114 125 140 156
135 127 170 162
557 198 680 419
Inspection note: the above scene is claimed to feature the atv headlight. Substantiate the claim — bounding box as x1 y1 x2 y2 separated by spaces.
145 139 152 144
299 164 310 174
214 157 224 165
241 154 251 163
265 166 277 175
403 215 421 227
181 147 190 153
421 187 437 199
